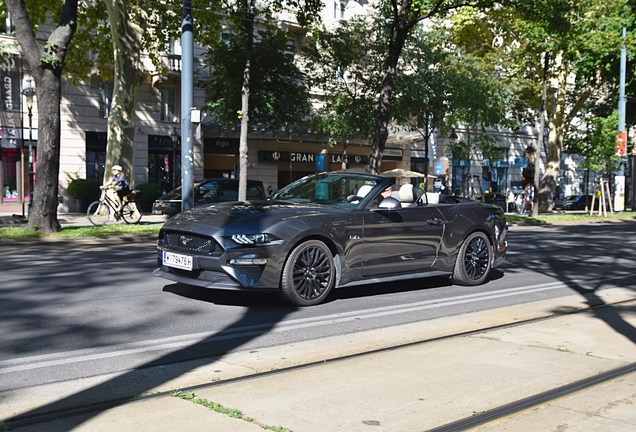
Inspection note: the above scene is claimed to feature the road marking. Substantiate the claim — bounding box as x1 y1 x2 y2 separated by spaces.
1 276 634 375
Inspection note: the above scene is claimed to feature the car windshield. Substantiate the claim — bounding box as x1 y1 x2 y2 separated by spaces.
271 172 384 208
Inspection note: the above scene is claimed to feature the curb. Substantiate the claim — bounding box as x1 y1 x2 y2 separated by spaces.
0 233 158 246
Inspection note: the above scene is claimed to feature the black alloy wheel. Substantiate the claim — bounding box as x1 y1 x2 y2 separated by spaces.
451 231 492 286
280 240 335 306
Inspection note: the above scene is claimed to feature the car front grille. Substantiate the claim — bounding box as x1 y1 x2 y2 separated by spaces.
163 231 223 256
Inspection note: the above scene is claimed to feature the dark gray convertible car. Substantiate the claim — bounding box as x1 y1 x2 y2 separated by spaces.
154 171 507 306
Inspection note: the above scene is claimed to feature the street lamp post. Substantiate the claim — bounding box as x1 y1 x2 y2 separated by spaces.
22 79 36 217
170 127 180 189
448 130 458 195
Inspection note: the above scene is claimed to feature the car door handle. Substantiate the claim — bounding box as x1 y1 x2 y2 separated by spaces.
427 218 443 226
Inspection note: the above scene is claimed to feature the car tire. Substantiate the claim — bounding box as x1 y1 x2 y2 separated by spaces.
280 240 335 306
451 231 492 286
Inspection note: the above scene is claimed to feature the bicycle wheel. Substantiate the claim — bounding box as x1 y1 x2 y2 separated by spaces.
87 201 111 225
121 202 142 224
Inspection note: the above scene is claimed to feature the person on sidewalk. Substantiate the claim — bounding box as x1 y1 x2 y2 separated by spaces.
103 165 130 211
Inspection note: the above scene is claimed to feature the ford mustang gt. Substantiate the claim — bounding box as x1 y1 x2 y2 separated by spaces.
154 171 507 306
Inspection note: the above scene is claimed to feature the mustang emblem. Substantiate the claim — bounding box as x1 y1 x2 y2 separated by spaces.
180 236 194 246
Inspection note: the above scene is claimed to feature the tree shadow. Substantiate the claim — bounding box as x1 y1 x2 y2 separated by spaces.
505 222 636 346
5 303 296 427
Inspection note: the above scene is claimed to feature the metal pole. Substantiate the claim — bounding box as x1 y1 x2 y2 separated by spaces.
180 0 194 211
619 27 626 132
27 105 33 217
614 27 628 212
532 52 549 218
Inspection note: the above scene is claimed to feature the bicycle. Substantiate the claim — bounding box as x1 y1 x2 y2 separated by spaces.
87 186 142 226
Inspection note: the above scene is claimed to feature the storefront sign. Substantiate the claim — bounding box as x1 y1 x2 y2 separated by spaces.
434 162 443 175
259 151 315 163
1 55 22 148
383 148 403 161
330 153 368 165
315 153 325 171
259 150 369 165
514 157 529 168
291 152 314 162
204 138 239 154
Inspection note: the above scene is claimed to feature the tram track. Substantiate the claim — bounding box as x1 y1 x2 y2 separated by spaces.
3 295 636 430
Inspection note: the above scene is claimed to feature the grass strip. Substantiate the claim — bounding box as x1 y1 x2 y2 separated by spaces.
0 223 162 240
172 391 293 432
506 211 636 225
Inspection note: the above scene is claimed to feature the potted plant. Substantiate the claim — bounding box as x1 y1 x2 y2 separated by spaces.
66 177 101 213
134 183 163 213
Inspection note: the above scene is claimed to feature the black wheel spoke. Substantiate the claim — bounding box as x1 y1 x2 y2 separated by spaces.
291 246 332 300
464 238 489 280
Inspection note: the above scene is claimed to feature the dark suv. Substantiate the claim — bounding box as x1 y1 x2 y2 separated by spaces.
152 178 266 216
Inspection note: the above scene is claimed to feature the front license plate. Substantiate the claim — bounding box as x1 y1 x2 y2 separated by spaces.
163 251 193 271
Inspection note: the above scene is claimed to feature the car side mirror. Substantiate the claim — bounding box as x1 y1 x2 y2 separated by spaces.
377 196 401 210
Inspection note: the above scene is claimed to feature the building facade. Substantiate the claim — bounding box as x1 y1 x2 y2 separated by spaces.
2 5 596 216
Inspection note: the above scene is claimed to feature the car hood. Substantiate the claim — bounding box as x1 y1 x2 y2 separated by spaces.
162 200 340 236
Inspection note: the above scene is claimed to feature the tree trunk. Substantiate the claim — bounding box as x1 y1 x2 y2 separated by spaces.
5 0 78 233
539 61 567 211
367 13 411 174
238 1 254 201
103 0 146 187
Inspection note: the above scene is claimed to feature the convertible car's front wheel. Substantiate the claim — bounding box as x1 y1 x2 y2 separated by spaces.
451 231 492 286
280 240 335 306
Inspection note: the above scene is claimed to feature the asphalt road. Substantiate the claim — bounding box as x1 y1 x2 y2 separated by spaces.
1 221 635 403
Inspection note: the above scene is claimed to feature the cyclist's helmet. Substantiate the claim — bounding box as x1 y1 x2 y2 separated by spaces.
112 165 122 171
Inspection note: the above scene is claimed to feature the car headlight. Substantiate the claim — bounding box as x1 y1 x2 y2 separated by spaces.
229 233 283 246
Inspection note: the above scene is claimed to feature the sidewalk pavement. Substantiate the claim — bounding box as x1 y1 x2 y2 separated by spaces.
0 212 169 227
3 287 636 432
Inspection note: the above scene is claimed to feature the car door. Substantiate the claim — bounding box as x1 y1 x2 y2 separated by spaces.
361 205 445 278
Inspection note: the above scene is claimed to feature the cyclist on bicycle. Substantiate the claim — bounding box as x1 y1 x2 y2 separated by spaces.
103 165 130 210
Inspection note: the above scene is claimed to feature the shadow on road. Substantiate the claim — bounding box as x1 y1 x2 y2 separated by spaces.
506 221 636 347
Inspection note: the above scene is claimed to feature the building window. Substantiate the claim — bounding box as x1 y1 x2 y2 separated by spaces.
86 132 107 181
1 12 11 34
160 88 179 123
99 81 114 118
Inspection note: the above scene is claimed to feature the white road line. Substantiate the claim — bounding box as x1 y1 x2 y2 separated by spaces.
1 277 633 375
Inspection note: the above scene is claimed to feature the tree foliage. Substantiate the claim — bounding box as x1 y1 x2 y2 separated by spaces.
566 110 623 172
449 0 635 209
300 14 384 163
205 25 310 132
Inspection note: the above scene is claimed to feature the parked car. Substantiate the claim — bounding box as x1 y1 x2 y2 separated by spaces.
556 195 595 211
151 179 266 216
154 171 508 306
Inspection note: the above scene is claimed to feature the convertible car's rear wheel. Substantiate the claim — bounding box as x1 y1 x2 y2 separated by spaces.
280 240 335 306
451 231 492 286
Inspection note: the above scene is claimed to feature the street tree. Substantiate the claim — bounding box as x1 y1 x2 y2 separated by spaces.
300 15 384 169
3 0 78 233
364 0 513 174
204 25 311 158
450 0 635 210
201 0 322 200
64 0 187 188
392 23 512 189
